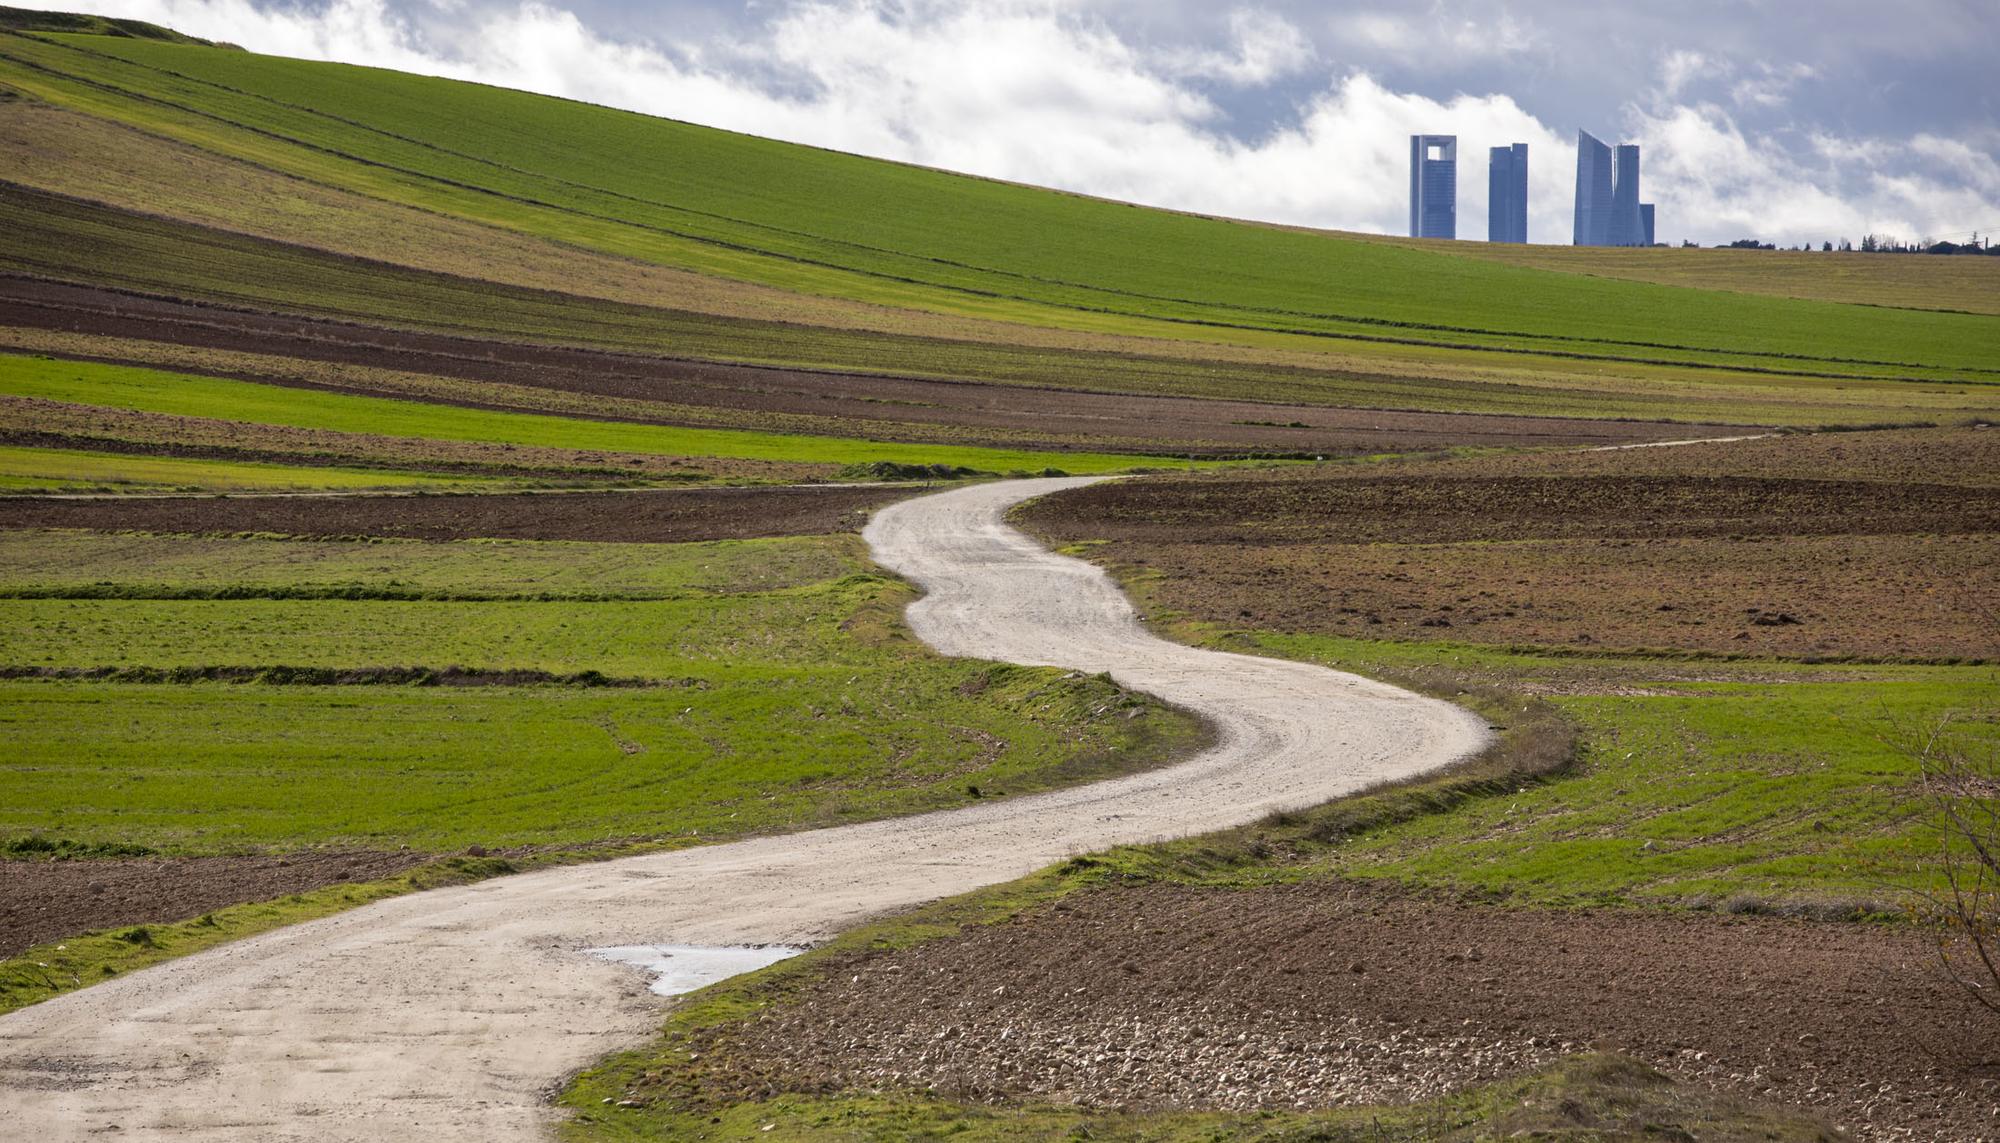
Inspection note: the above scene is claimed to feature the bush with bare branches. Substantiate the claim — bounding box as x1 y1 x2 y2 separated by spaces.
1908 711 2000 1018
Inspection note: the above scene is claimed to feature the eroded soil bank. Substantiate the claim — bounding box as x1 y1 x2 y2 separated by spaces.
702 881 1998 1141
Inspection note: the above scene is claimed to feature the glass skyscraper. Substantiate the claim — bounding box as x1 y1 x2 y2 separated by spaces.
1409 134 1457 239
1608 144 1644 246
1572 130 1613 246
1487 143 1528 244
1574 131 1653 246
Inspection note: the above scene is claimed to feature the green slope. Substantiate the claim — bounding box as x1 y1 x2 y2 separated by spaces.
1 27 1993 387
0 5 221 46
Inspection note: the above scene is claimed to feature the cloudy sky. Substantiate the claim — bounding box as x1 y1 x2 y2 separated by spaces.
38 0 2000 246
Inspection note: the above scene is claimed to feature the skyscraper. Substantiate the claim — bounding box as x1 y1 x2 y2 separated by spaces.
1488 143 1528 244
1572 130 1613 246
1574 131 1653 246
1608 144 1644 246
1409 134 1457 239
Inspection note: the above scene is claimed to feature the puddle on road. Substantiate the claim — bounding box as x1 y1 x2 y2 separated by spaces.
590 944 804 997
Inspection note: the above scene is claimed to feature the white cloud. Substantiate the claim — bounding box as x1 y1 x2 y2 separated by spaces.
31 0 2000 246
1163 8 1315 86
1627 101 1995 245
1326 11 1417 55
1658 50 1719 100
1728 61 1814 109
1326 7 1541 63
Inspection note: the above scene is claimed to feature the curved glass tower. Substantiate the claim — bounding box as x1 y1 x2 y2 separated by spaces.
1574 131 1652 246
1609 144 1644 246
1572 130 1613 246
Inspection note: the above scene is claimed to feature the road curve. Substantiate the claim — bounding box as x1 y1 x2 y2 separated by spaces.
0 476 1489 1141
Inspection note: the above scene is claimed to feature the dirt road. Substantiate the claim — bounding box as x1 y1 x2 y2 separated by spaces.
0 477 1488 1140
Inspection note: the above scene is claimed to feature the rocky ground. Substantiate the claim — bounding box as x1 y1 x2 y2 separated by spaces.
706 882 1999 1141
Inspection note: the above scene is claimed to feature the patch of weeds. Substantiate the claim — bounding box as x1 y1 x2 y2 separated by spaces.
3 835 156 859
834 461 987 482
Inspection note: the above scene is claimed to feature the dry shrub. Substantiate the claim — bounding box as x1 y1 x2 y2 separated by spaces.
1907 711 2000 1019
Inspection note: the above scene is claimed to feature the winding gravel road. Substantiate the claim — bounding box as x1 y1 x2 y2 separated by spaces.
0 476 1488 1140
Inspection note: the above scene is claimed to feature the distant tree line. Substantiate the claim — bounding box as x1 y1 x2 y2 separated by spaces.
1706 234 1999 255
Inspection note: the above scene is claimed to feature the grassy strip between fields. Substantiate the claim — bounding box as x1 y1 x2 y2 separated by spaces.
563 1054 1837 1143
0 531 865 598
0 442 514 492
0 354 1197 475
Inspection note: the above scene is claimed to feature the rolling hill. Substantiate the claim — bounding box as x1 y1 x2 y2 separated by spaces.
1 11 1996 466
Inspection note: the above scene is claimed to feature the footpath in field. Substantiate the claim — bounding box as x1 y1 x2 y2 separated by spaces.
0 477 1487 1141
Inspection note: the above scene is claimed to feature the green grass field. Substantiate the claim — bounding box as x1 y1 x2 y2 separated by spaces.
0 531 1201 854
0 354 1181 477
1377 233 2000 317
0 673 1158 852
1232 633 1992 905
0 530 855 597
5 594 877 675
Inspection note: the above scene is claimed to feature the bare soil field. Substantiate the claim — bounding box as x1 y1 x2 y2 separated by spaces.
1020 429 2000 658
0 850 429 957
1031 474 2000 546
1133 533 1999 659
0 278 1749 456
0 484 911 542
1423 426 2000 486
704 881 1997 1141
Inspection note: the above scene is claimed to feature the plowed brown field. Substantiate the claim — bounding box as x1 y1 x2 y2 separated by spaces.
704 881 1995 1141
0 484 909 542
1021 429 2000 658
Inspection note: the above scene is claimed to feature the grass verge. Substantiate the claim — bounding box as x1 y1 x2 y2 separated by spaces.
563 1054 1836 1141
